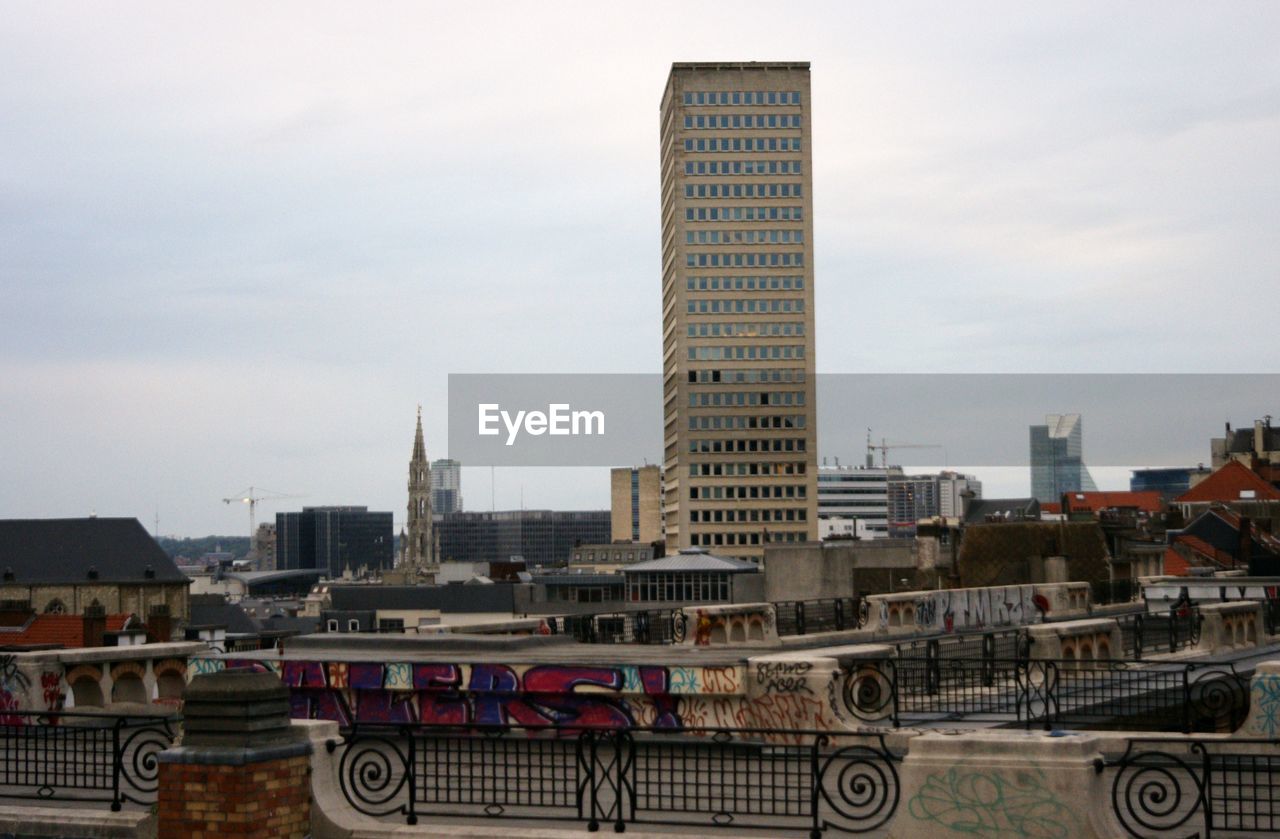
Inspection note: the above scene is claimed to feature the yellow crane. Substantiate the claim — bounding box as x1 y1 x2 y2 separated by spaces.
221 486 300 541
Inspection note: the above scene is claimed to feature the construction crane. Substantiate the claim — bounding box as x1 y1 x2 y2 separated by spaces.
221 487 300 541
865 429 944 469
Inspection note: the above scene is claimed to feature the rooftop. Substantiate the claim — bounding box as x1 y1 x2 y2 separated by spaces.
0 518 189 585
623 548 758 574
1175 460 1280 504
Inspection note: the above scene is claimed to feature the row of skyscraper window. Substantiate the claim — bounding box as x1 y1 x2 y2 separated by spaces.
688 368 805 384
690 414 806 431
685 207 803 222
689 437 808 453
689 345 805 361
689 483 807 500
692 508 808 523
689 391 806 407
688 299 804 315
691 415 798 432
688 531 806 547
686 252 804 268
684 160 802 176
683 137 801 153
686 275 804 291
689 459 807 475
685 114 802 131
682 91 802 106
686 230 803 245
687 322 804 338
685 183 802 199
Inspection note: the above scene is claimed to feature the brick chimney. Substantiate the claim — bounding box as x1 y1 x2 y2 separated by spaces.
147 604 172 643
82 604 107 648
0 600 33 628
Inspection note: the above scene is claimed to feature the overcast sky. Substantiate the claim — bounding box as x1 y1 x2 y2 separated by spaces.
2 2 1278 537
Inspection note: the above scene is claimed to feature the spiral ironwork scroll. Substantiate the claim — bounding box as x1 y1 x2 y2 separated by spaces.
671 610 688 644
336 733 413 819
813 736 900 834
1187 665 1246 725
119 720 177 797
1109 743 1205 838
841 661 895 724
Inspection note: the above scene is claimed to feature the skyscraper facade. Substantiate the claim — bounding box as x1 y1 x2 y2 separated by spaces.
610 465 663 544
430 458 463 515
1030 413 1097 503
659 62 818 559
276 506 393 577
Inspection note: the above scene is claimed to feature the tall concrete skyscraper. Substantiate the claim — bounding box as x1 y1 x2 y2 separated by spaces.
659 62 818 559
610 465 663 544
1030 413 1097 503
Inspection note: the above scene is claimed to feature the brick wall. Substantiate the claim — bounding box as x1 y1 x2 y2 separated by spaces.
158 754 310 838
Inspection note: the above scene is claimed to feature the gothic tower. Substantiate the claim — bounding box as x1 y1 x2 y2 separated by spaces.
405 406 432 569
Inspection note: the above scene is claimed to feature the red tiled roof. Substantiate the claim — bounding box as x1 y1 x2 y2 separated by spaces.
1175 460 1280 504
1062 491 1165 514
0 614 131 648
1164 546 1191 576
1040 503 1062 515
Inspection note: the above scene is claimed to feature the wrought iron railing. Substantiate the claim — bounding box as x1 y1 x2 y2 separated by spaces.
326 723 900 834
771 598 862 636
547 609 688 645
0 710 179 810
1097 737 1280 837
1115 606 1202 660
840 658 1248 733
1264 597 1280 636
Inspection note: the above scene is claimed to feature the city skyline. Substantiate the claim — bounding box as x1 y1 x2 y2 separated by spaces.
3 3 1278 535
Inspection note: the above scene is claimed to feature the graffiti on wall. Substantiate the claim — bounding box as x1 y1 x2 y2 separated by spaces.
0 656 28 724
189 658 768 733
878 586 1040 634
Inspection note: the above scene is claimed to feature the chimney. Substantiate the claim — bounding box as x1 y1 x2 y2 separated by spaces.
1257 420 1267 457
1239 516 1253 572
147 604 172 643
0 600 33 628
83 604 107 648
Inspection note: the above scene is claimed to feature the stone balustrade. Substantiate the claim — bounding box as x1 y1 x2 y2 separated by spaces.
1197 600 1264 653
1026 617 1123 663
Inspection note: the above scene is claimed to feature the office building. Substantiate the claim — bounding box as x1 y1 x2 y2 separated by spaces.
1130 466 1210 496
430 458 463 515
1030 413 1097 503
659 62 818 558
434 510 610 568
817 465 899 538
611 465 663 544
276 507 394 577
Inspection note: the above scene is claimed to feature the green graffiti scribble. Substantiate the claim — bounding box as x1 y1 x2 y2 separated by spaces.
907 767 1077 838
1249 674 1280 737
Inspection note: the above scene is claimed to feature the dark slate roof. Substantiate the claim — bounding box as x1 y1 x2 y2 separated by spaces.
1225 425 1280 454
328 584 516 613
0 518 190 585
963 498 1041 525
188 594 260 635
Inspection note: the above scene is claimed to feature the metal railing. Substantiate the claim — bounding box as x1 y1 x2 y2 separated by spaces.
0 710 179 810
1097 737 1280 837
1115 606 1202 660
326 723 900 835
771 597 862 636
547 609 688 645
841 658 1248 732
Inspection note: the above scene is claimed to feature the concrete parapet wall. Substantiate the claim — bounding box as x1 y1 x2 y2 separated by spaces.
680 602 777 646
1196 600 1263 654
864 582 1090 637
1026 618 1122 662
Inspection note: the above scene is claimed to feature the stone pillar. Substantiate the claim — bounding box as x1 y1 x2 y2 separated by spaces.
157 668 311 839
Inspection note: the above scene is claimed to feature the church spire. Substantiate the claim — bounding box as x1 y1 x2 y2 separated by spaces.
405 406 433 571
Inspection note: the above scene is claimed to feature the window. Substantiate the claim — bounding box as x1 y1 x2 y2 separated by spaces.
326 619 338 632
347 619 360 632
44 599 66 614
